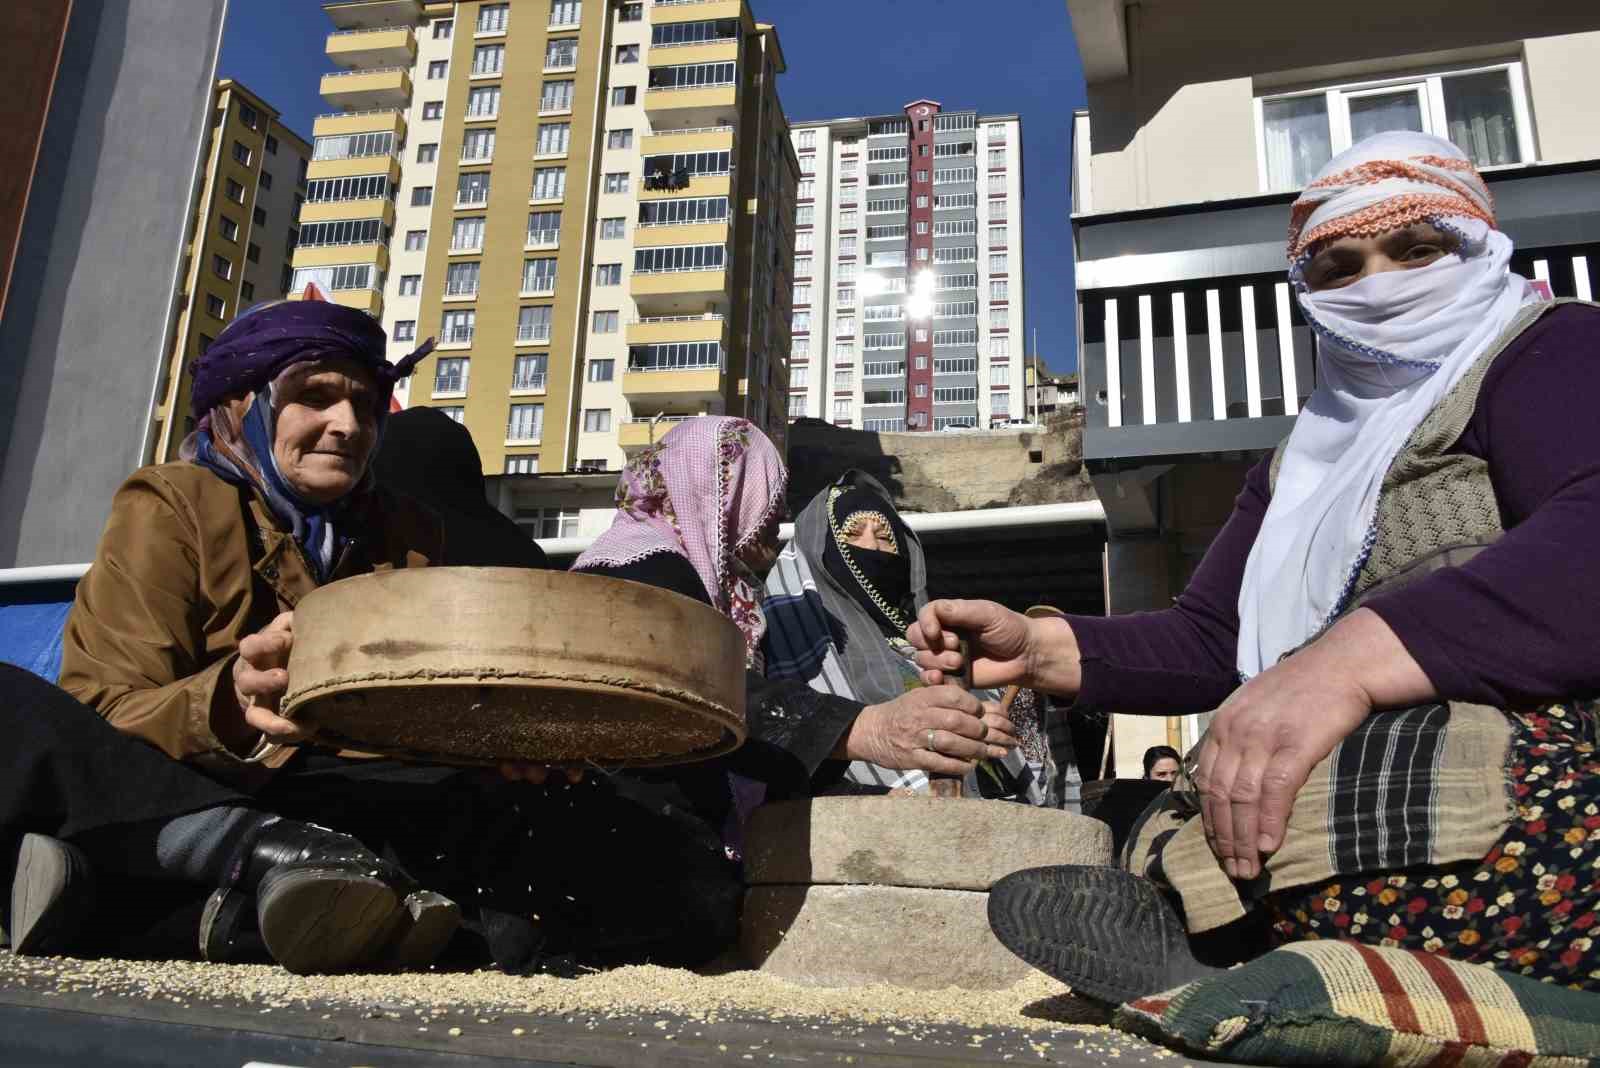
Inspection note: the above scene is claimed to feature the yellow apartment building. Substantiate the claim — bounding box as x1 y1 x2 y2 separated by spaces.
150 80 311 461
299 0 798 538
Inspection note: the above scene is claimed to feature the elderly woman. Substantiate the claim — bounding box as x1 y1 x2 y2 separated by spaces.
763 470 1065 804
912 132 1600 1000
574 421 1017 814
57 300 471 971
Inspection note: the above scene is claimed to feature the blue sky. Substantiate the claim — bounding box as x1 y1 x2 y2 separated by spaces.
221 1 1088 372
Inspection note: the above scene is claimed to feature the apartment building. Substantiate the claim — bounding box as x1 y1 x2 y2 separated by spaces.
150 80 311 461
785 104 1024 432
299 0 797 537
1065 0 1600 772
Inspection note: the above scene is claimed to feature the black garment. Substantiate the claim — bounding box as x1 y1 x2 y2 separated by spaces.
821 485 916 638
372 407 547 569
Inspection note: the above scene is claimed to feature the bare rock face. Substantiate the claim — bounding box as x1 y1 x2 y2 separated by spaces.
743 796 1113 892
740 884 1034 991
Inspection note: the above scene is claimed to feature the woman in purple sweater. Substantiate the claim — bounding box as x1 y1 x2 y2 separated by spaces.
912 132 1600 1001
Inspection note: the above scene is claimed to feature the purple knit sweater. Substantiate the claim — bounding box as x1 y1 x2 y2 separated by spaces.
1068 303 1600 715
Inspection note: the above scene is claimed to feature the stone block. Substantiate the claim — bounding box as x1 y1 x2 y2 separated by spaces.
743 796 1113 892
740 884 1032 990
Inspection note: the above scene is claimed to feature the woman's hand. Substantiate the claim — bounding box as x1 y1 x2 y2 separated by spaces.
232 611 311 745
907 600 1082 695
838 685 1018 777
1192 608 1434 881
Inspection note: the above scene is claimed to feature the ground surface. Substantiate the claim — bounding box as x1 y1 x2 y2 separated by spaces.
0 951 1228 1067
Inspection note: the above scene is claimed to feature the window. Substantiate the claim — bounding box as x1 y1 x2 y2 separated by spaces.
550 0 581 27
260 170 274 190
934 219 976 237
587 358 614 382
989 225 1008 247
599 217 626 239
405 229 427 251
393 320 416 341
834 369 854 390
647 61 735 90
1257 64 1529 190
211 253 232 280
477 3 508 34
610 85 636 106
795 205 814 226
603 172 629 194
651 17 740 47
460 128 495 162
520 506 578 538
527 209 561 244
833 399 852 420
794 255 812 277
232 140 251 165
467 86 500 118
422 101 444 120
989 253 1008 273
291 264 374 293
867 171 906 188
933 329 978 347
522 258 557 294
991 392 1011 417
934 386 978 404
788 393 808 418
628 342 723 371
606 128 633 150
793 232 814 253
990 279 1009 301
615 44 639 64
596 263 622 285
514 354 548 390
246 242 260 263
839 209 858 230
797 180 814 200
472 43 504 76
838 236 858 256
438 406 465 424
219 216 239 241
224 178 244 203
935 166 977 185
434 357 469 394
205 293 226 318
252 206 267 226
505 456 538 474
582 408 612 433
916 170 929 183
989 336 1009 358
398 274 421 296
545 37 578 69
411 186 433 207
836 286 855 307
988 307 1009 328
987 173 1006 195
792 283 812 305
791 310 811 333
265 134 279 154
835 315 855 335
532 166 567 200
537 122 571 156
990 363 1010 386
542 79 575 113
798 155 816 175
988 198 1008 221
445 260 479 297
988 149 1007 169
417 142 438 163
428 59 448 79
433 17 452 38
517 306 553 342
451 216 485 251
442 309 475 344
632 243 724 273
507 404 544 442
789 365 810 388
618 2 642 21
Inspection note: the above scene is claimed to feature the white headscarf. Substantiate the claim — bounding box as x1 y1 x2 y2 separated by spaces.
1235 132 1537 677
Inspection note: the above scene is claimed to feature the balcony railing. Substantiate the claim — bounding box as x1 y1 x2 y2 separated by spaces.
450 240 484 253
525 228 559 246
432 375 466 393
512 372 547 391
631 313 724 324
441 326 475 344
626 415 691 425
455 194 489 207
444 280 478 297
520 282 556 297
328 26 407 38
322 65 409 80
627 355 720 372
313 107 405 122
516 325 551 343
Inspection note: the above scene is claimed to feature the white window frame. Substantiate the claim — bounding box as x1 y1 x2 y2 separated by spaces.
1252 60 1535 193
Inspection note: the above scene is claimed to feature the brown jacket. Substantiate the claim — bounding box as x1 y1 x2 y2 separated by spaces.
59 462 441 788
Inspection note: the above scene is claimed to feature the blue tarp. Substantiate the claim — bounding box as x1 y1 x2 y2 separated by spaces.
0 581 78 682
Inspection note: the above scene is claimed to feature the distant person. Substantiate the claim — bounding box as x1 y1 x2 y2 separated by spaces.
1142 745 1181 783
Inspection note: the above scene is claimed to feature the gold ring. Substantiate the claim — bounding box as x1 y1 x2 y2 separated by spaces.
926 728 937 753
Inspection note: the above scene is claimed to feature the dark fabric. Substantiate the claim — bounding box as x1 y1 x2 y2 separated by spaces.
821 486 916 638
1263 702 1600 991
0 663 242 855
371 408 548 569
1068 303 1600 714
594 551 708 604
188 299 429 421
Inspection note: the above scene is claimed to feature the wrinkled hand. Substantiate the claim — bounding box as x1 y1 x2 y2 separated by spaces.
907 600 1035 690
233 611 311 744
842 685 1018 777
1192 651 1372 881
498 763 585 786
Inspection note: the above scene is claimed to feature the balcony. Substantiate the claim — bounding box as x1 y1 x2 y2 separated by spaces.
630 267 729 315
305 153 401 183
637 172 731 202
443 280 479 301
300 197 395 228
618 415 695 453
640 125 735 156
644 81 739 130
320 67 411 111
438 325 475 349
322 0 422 30
515 325 551 345
625 313 725 347
311 108 406 142
650 0 742 23
326 26 415 69
525 228 560 250
633 220 728 249
511 372 547 395
622 364 724 410
293 286 381 317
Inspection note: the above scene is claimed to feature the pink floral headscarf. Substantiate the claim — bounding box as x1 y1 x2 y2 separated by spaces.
573 417 787 661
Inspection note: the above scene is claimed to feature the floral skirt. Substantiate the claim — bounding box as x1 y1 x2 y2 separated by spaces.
1264 703 1600 991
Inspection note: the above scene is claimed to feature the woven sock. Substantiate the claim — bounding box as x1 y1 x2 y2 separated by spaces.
74 806 273 886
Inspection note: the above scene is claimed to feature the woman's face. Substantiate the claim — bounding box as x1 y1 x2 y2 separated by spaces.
845 514 898 554
1301 221 1460 292
1148 757 1181 783
272 360 381 504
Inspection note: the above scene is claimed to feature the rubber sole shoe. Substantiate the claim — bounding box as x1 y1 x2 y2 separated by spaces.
256 865 402 975
987 865 1222 1004
11 834 96 957
382 890 461 970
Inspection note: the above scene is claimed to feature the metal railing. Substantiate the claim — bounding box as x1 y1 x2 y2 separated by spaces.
441 326 475 344
512 373 548 391
322 66 409 80
516 326 551 343
647 125 735 137
525 228 559 246
443 280 478 296
327 26 412 38
631 314 724 324
314 107 402 122
625 414 691 424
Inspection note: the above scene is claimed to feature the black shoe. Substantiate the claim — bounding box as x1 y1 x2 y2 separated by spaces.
234 819 458 975
199 888 267 963
988 865 1222 1004
10 834 97 956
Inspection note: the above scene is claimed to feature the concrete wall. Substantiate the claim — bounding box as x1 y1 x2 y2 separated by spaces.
1079 1 1600 213
0 0 227 568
